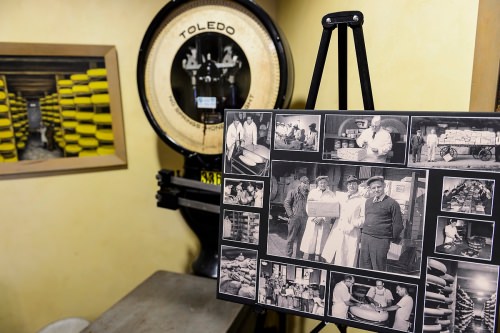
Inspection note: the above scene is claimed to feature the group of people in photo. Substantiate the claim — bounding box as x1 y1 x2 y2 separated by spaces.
330 275 415 332
275 119 319 151
283 173 405 273
225 113 271 171
224 180 264 207
258 270 325 315
441 178 494 215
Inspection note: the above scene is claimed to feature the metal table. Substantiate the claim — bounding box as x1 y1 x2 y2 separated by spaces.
81 270 243 333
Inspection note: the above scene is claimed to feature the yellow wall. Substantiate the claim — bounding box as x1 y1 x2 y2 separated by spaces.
0 1 485 333
277 0 479 111
469 0 500 111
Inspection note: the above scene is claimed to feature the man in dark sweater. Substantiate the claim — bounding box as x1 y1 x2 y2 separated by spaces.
283 176 310 258
359 176 403 271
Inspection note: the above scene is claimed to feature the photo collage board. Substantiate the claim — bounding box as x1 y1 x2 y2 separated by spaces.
217 109 500 333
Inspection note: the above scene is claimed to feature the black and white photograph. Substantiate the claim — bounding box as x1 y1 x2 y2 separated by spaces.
267 160 428 277
224 111 271 176
222 210 260 245
409 116 500 172
274 114 321 152
434 216 494 261
219 245 258 300
223 178 264 208
441 176 494 216
257 259 327 316
322 114 409 165
328 272 418 332
424 257 499 333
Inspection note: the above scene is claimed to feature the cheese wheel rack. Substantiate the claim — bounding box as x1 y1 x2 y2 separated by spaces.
455 286 473 331
223 211 259 245
0 75 27 163
52 68 113 157
483 293 496 330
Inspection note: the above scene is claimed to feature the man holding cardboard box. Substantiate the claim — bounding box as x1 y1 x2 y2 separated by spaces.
300 176 339 261
356 116 393 163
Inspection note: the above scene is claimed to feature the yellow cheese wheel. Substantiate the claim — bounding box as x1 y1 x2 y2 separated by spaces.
95 129 114 142
3 155 18 162
75 111 95 122
70 74 89 83
87 68 107 79
0 154 3 162
0 91 6 100
78 137 99 148
59 98 75 107
0 118 12 128
64 134 80 142
74 96 92 106
72 85 91 95
0 143 15 152
76 124 96 135
65 144 82 154
0 130 13 139
61 110 77 119
93 113 112 125
62 121 78 129
79 149 99 157
0 105 8 113
0 80 4 88
58 79 73 87
16 142 25 149
91 94 109 106
97 145 115 155
88 81 108 93
59 88 74 97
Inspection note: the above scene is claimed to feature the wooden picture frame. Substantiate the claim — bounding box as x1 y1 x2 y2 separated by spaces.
0 42 127 178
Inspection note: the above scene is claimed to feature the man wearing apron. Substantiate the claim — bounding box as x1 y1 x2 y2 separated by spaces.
365 280 394 307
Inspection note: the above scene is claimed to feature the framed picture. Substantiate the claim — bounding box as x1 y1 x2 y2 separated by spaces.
0 42 126 178
217 109 500 333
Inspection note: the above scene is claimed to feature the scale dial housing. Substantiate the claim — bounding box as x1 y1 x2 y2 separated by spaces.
137 0 293 155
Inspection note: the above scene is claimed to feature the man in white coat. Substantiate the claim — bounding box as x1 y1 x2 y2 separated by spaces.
356 115 393 162
426 128 438 162
242 115 258 147
300 175 338 261
225 115 243 171
322 175 365 267
331 275 361 319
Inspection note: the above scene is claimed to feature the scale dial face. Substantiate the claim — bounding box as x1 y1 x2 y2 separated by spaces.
139 0 290 155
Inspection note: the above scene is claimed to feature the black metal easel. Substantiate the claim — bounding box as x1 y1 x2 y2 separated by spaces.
305 11 374 333
306 11 374 111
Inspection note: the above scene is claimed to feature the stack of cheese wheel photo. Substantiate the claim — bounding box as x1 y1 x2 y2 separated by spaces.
424 259 454 332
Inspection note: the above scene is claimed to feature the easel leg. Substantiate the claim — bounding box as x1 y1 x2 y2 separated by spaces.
310 321 348 333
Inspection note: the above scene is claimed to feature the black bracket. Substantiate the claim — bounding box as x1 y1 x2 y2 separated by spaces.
306 11 374 111
155 169 221 213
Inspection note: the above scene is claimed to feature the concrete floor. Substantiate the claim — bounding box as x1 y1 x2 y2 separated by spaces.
19 133 63 161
